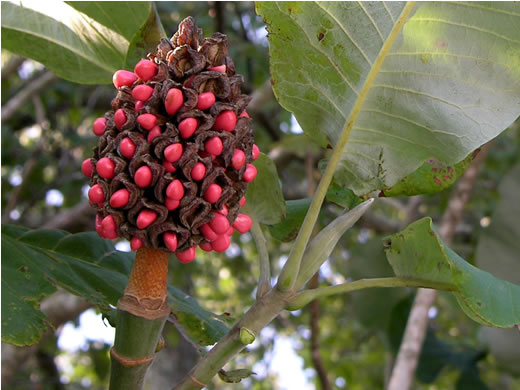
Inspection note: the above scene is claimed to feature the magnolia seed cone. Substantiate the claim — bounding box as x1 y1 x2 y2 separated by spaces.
83 17 258 261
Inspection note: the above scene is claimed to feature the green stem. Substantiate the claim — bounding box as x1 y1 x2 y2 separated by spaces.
109 247 170 390
287 277 456 311
109 311 168 390
249 213 271 299
276 2 416 292
172 288 288 390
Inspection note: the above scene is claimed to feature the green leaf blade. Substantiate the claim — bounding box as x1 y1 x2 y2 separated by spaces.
245 153 287 225
1 226 228 347
384 217 520 328
258 2 520 195
1 1 152 84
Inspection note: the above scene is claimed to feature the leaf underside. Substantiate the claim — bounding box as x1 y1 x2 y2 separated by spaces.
1 225 227 346
257 1 520 195
384 218 520 328
1 1 152 84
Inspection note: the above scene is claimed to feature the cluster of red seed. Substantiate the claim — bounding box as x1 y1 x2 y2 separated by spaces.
81 17 259 263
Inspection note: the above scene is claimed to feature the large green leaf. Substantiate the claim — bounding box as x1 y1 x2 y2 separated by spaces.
245 153 287 225
1 1 152 84
1 225 227 346
384 217 520 328
257 2 520 195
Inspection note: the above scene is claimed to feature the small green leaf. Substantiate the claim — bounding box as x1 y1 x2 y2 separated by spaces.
124 3 167 70
218 369 256 384
1 226 228 346
382 149 479 197
269 184 362 242
269 198 310 242
326 180 363 208
296 199 374 288
1 1 152 84
245 153 287 225
384 218 520 328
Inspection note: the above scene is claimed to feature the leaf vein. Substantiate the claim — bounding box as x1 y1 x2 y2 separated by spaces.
314 2 374 65
410 17 520 44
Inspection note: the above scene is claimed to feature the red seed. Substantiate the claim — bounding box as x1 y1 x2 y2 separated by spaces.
252 144 260 160
135 166 153 188
179 117 198 138
165 198 180 211
96 214 103 229
96 157 115 179
137 209 157 229
213 110 237 132
147 126 161 143
239 111 250 118
96 225 106 238
199 242 213 252
113 70 137 89
166 179 184 200
240 196 246 207
205 136 223 156
204 184 222 204
165 88 184 115
104 230 119 239
231 149 246 170
101 215 117 234
88 184 104 204
162 160 177 173
191 162 206 181
164 143 183 162
130 237 143 251
219 205 229 216
209 212 230 234
93 117 106 136
81 159 93 178
110 188 130 208
227 227 235 236
211 235 230 253
233 214 252 234
114 109 127 130
137 113 157 130
132 84 154 101
134 59 158 81
200 223 218 241
243 164 257 182
208 64 226 73
196 92 216 110
135 100 144 112
176 247 196 263
120 137 136 159
164 232 178 252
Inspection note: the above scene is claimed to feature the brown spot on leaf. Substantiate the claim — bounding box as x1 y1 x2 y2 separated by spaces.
476 301 482 307
318 32 325 41
434 176 443 186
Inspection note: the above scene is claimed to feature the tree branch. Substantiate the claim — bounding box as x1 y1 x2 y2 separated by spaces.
387 145 491 390
249 214 271 300
1 55 25 81
1 71 59 122
308 273 332 390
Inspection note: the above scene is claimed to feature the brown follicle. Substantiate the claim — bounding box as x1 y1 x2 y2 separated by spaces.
118 247 170 319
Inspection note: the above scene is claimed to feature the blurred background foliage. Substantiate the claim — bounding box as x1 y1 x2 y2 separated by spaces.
2 2 520 389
